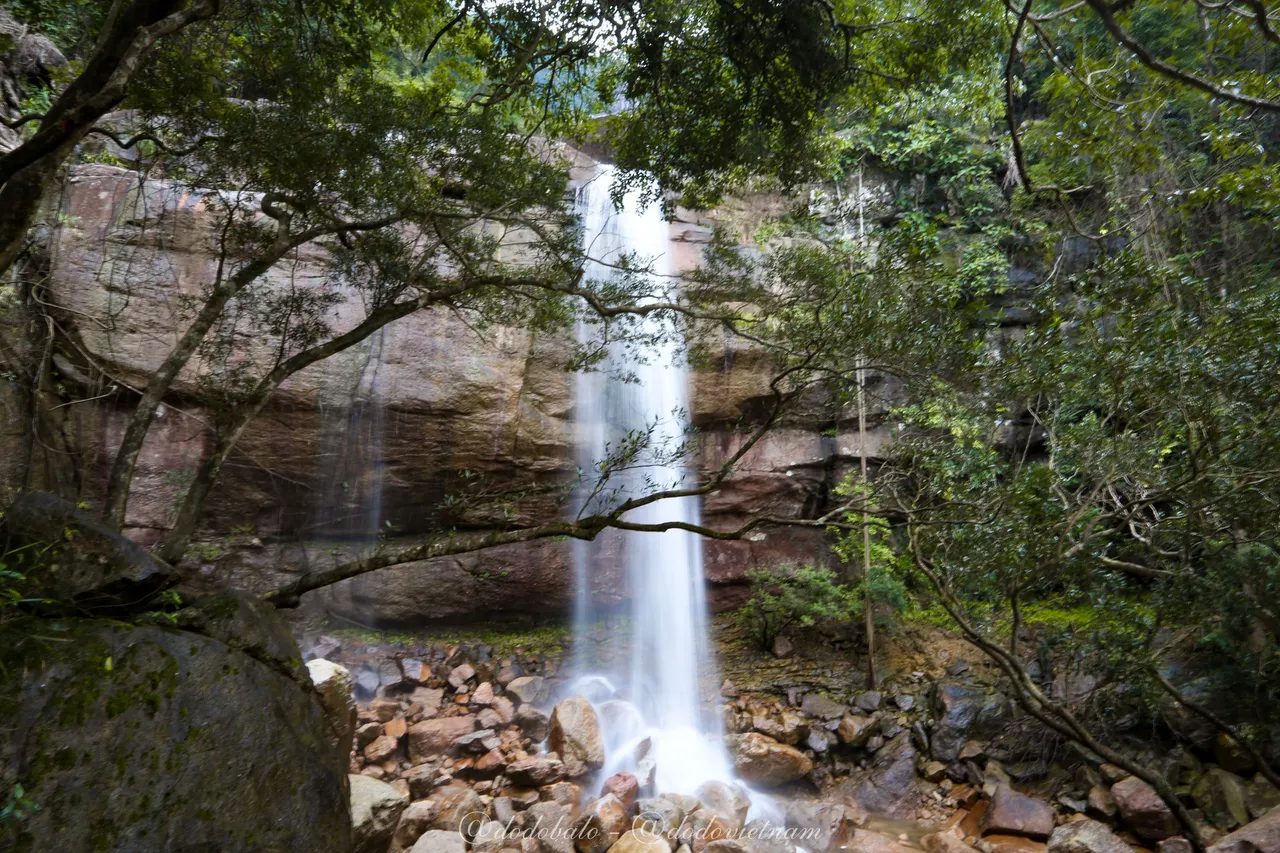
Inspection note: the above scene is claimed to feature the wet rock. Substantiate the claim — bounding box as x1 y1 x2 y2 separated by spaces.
412 829 467 853
722 680 741 698
729 732 814 786
408 715 477 761
984 786 1056 840
838 714 877 747
849 733 920 817
1046 820 1133 853
773 636 795 658
846 829 917 853
802 694 849 720
636 758 658 797
696 781 751 830
1208 807 1280 853
1193 769 1251 831
742 818 797 853
544 781 583 808
923 828 976 853
309 657 358 760
782 800 866 853
549 697 606 777
984 836 1048 853
636 797 686 843
498 664 526 685
576 794 631 853
509 756 567 787
931 683 1011 763
509 676 550 705
613 829 674 853
1112 776 1179 842
604 771 641 810
518 704 552 741
352 774 410 853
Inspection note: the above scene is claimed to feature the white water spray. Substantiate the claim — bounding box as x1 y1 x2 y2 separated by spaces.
571 165 733 796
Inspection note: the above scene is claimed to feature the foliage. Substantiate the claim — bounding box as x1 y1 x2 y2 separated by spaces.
737 564 861 652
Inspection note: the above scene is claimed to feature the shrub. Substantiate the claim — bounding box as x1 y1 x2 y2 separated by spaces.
737 564 861 653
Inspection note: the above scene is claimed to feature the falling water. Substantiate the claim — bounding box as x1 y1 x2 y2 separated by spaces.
571 165 733 795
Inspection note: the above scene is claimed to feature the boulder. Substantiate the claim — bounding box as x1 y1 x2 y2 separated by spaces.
412 830 468 853
838 714 877 747
391 800 439 853
1158 840 1194 853
449 663 476 688
0 614 349 852
1216 736 1256 776
509 676 550 705
984 786 1056 840
549 697 606 777
473 681 497 704
855 692 884 713
923 828 976 853
729 732 814 786
1208 808 1280 853
801 694 849 720
1087 787 1117 820
1 491 179 613
308 657 358 760
527 801 576 853
742 818 797 853
636 797 686 844
365 734 401 762
408 715 477 761
695 780 751 830
404 764 439 799
508 756 567 786
351 774 410 853
783 800 866 853
931 682 1011 762
427 783 485 837
1047 819 1134 853
518 704 553 741
1112 776 1180 842
847 733 920 817
575 794 631 853
754 710 808 745
1193 769 1251 831
1245 776 1280 821
604 771 642 810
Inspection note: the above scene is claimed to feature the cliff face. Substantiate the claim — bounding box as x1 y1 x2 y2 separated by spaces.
3 161 893 624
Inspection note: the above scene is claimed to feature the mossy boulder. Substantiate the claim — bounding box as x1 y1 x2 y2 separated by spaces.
0 605 349 851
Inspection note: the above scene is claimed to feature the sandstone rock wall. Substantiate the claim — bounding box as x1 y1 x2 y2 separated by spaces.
3 161 891 623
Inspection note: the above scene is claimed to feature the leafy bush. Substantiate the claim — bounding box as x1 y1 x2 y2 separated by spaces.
737 564 861 653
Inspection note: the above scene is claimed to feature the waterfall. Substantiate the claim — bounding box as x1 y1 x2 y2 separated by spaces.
571 165 732 795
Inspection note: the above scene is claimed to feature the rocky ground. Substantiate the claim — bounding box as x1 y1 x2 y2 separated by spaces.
301 621 1280 853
